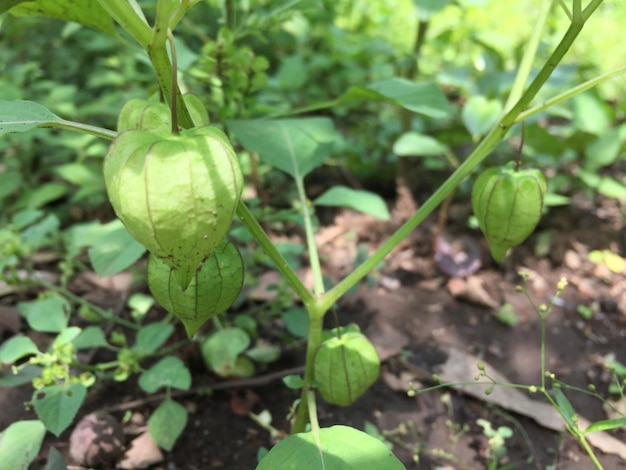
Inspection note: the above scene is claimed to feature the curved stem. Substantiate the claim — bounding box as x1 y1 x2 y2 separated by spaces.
235 201 315 307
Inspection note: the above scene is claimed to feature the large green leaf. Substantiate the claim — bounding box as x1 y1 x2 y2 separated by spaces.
0 100 62 137
340 78 452 119
2 0 115 34
227 118 338 179
256 425 406 470
314 186 390 220
0 420 46 469
32 383 87 436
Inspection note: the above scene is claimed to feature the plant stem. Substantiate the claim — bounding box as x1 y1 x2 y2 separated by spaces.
96 0 153 48
317 5 600 313
515 64 626 123
235 201 315 307
295 177 324 296
47 120 117 141
292 307 324 434
504 0 553 113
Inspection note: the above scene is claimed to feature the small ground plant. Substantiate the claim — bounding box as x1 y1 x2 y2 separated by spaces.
0 0 625 468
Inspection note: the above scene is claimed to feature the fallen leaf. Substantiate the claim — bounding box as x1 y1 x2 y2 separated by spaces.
118 431 164 469
437 346 626 460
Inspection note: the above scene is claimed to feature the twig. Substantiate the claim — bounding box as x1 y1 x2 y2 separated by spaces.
101 365 306 413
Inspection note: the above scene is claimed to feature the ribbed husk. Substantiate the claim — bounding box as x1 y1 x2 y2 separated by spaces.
104 125 243 289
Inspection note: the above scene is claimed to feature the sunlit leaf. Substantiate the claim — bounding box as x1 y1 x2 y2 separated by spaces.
228 118 337 179
314 186 390 220
0 100 62 136
2 0 115 34
0 420 46 469
257 425 405 469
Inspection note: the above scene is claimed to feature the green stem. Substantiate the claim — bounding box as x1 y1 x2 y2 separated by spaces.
95 0 152 48
235 201 315 307
515 64 626 123
582 0 603 21
147 42 194 129
318 6 599 313
540 316 547 391
504 0 553 112
318 124 505 313
295 177 324 296
46 120 117 141
292 306 324 433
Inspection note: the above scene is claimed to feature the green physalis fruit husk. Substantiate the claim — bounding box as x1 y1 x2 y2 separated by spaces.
147 241 244 336
472 162 547 262
104 125 243 289
314 331 380 406
117 99 170 134
117 95 210 133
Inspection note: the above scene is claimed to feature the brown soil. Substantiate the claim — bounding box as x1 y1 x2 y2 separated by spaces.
2 195 625 470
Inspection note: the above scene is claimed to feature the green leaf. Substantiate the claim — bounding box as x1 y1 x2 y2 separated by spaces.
462 96 503 138
584 127 623 170
596 177 626 200
18 297 70 333
139 357 191 393
256 425 406 470
414 0 453 19
3 0 115 34
584 417 626 434
227 118 338 179
0 100 63 136
393 132 449 157
572 92 609 135
0 336 39 363
88 222 146 277
282 375 304 390
0 420 46 469
314 186 390 220
201 328 250 377
16 184 68 210
51 327 82 348
282 308 309 338
32 383 87 436
72 326 109 350
46 446 67 470
132 322 174 356
0 364 41 387
340 78 452 119
553 388 576 429
148 399 188 452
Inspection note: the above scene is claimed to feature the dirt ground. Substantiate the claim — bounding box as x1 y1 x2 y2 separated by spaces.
1 194 625 470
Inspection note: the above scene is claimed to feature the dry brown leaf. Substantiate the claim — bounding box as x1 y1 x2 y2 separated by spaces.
118 431 164 469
